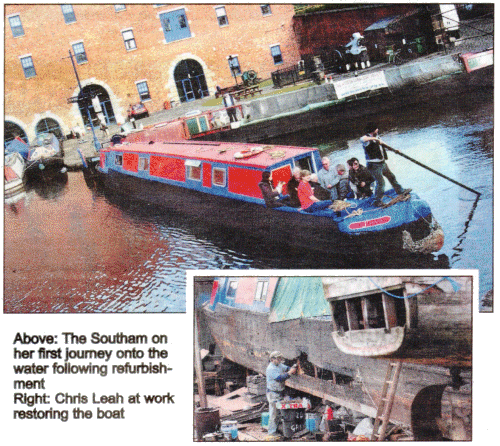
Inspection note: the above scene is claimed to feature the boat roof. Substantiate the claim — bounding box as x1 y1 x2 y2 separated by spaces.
106 140 317 169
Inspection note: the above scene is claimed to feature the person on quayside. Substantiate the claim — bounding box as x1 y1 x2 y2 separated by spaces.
266 351 297 440
360 122 410 207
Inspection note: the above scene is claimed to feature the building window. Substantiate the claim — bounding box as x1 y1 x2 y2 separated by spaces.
228 56 241 77
159 9 191 43
213 167 226 187
270 44 283 65
136 81 151 101
8 15 24 37
122 29 137 51
254 279 269 302
72 42 87 64
215 6 229 27
115 154 123 166
20 56 36 79
139 157 150 171
61 5 76 24
260 4 272 16
114 5 126 12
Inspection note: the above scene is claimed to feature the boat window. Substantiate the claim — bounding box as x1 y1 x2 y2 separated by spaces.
296 156 313 172
227 280 238 298
115 154 123 166
254 279 269 302
138 157 149 171
213 167 226 187
186 159 202 181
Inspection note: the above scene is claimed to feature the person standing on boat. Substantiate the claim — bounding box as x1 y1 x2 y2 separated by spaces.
266 351 297 439
347 157 375 198
286 167 302 207
360 122 409 207
298 170 333 212
335 164 353 200
318 157 340 200
258 171 286 208
223 92 238 123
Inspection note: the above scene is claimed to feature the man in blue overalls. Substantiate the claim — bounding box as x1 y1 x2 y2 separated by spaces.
266 351 297 439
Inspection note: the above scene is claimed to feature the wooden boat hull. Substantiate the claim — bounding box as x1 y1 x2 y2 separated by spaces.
97 167 440 260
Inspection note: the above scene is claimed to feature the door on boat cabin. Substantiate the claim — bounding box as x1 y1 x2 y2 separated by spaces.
174 59 209 103
77 85 116 126
295 154 317 174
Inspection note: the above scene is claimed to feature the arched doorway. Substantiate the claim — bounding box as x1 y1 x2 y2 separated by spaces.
174 59 209 103
4 121 29 148
78 84 116 126
36 118 64 139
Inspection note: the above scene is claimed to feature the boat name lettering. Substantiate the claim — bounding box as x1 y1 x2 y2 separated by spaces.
349 216 391 230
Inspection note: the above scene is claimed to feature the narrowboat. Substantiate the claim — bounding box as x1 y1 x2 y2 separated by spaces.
24 133 66 181
199 276 472 439
93 139 443 256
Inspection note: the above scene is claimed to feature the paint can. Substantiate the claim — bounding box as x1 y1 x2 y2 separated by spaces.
221 420 238 440
261 412 269 428
194 407 220 440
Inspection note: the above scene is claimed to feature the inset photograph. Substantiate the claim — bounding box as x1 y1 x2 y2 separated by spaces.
194 274 472 441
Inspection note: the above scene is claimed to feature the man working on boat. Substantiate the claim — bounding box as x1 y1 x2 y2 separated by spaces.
266 351 297 439
360 122 410 207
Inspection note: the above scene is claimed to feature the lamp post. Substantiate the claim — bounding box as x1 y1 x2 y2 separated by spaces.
66 50 101 151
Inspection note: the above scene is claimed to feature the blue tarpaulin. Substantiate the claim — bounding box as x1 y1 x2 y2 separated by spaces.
268 277 331 323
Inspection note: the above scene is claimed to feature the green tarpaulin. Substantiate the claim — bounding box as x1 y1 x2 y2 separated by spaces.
268 277 331 323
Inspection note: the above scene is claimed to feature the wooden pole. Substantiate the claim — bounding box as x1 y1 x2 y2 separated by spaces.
382 144 481 196
194 310 208 408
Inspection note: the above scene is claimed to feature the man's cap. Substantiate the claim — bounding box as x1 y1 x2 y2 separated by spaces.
270 351 284 359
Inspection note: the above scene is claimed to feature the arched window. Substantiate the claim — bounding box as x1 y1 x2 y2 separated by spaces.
36 118 63 139
4 121 28 148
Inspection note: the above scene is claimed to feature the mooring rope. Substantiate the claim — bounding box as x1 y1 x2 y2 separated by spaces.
367 277 461 299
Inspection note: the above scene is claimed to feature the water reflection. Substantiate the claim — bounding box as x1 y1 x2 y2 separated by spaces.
3 88 493 312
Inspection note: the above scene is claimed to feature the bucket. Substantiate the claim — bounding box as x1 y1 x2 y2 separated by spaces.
261 412 269 428
221 420 238 440
305 412 321 432
194 407 220 440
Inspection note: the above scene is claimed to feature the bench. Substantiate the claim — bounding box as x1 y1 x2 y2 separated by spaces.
233 86 263 101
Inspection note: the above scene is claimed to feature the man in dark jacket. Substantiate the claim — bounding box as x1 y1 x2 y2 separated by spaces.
347 157 375 198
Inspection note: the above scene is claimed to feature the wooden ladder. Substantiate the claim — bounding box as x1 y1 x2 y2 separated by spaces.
371 360 403 441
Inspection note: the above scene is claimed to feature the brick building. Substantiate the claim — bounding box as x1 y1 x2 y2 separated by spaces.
4 3 300 143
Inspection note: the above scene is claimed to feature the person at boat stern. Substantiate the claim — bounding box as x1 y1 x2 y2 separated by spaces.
360 122 409 207
266 351 297 439
298 170 332 212
258 171 287 208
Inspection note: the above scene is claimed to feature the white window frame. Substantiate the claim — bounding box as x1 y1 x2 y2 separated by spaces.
61 4 77 24
115 154 123 166
135 80 151 101
139 157 150 171
186 160 202 181
270 43 283 65
260 4 272 17
121 28 137 51
8 14 25 37
212 167 226 187
19 54 36 79
254 279 269 302
215 5 229 27
72 41 88 64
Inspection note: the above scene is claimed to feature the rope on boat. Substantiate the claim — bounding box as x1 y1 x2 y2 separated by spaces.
268 150 286 158
367 275 461 299
402 218 444 254
328 200 353 212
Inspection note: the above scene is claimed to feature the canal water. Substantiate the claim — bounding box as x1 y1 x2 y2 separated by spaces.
4 88 493 313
